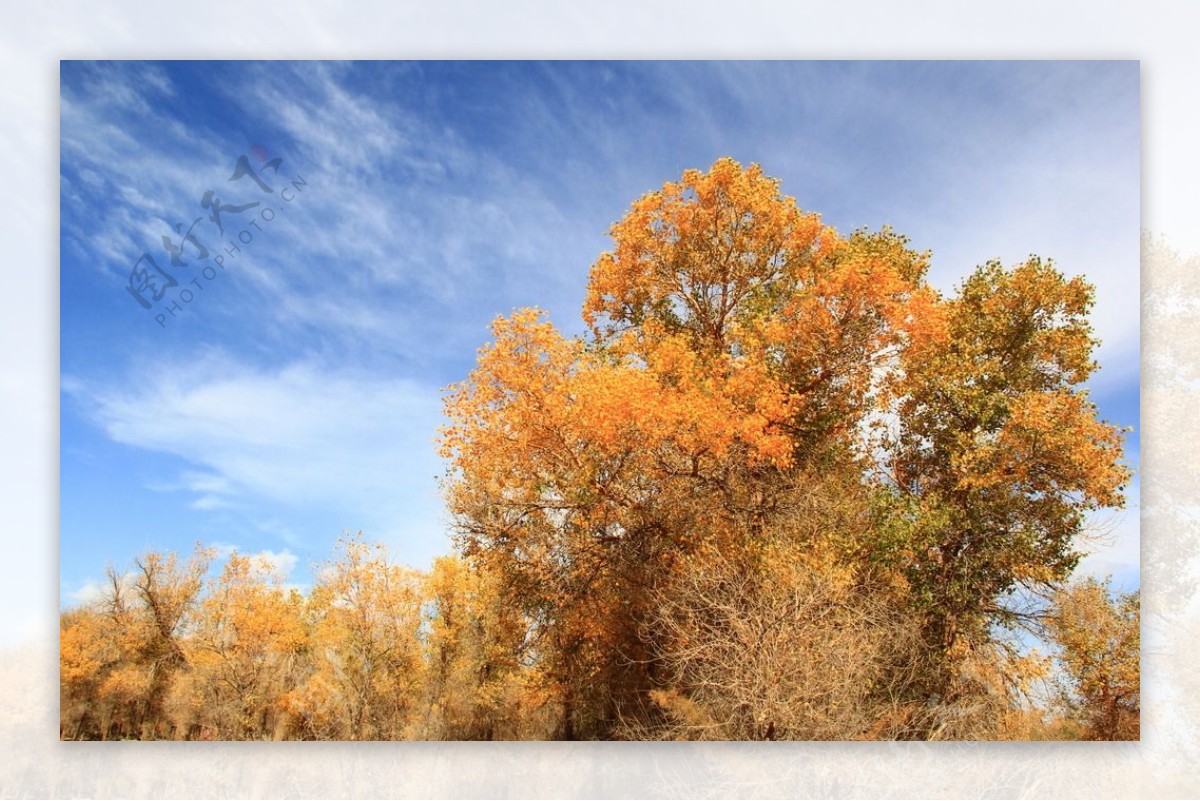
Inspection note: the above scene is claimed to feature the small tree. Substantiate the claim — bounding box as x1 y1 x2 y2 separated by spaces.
291 534 423 740
1048 577 1139 740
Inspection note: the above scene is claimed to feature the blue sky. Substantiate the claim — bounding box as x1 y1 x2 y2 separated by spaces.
59 61 1140 604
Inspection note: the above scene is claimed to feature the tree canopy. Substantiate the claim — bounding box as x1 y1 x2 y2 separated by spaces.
440 157 1131 738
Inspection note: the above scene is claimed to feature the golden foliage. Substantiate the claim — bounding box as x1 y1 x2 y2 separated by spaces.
1048 578 1140 740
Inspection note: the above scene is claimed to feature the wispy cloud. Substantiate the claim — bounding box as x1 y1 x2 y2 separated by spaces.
62 61 608 382
64 349 448 554
67 575 126 607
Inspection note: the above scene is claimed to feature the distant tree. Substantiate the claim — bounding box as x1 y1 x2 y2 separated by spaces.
178 552 307 739
1048 578 1140 740
416 555 533 740
60 546 211 739
287 534 423 740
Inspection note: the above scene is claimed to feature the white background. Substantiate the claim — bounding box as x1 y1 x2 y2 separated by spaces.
2 1 1196 797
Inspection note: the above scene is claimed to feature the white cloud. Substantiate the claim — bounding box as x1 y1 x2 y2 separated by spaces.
210 542 299 581
183 471 236 495
253 518 304 548
64 351 447 552
67 571 136 608
245 548 299 581
67 579 110 607
190 494 232 511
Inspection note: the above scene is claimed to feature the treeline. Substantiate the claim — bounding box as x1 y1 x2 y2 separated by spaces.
61 539 526 741
59 536 1137 741
62 158 1139 740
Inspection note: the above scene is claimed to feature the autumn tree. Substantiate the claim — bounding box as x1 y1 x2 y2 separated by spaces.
59 546 212 739
415 555 535 740
876 259 1130 721
441 309 706 737
442 158 938 737
286 534 424 740
60 603 123 739
442 157 1130 739
1047 577 1139 740
175 552 307 739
